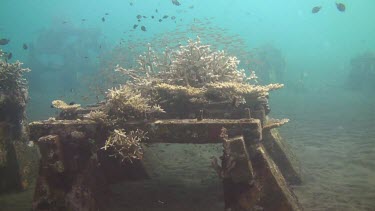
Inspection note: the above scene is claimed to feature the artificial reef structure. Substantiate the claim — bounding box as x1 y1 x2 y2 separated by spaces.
29 38 303 211
347 51 375 91
0 50 37 193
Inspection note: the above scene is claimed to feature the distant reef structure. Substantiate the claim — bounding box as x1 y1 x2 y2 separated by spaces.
0 50 38 193
248 45 286 84
347 51 375 91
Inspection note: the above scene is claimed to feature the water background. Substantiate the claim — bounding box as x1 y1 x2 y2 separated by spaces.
1 0 375 210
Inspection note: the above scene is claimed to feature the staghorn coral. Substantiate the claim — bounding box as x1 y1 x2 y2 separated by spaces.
0 50 30 100
101 129 147 162
106 85 164 121
85 110 110 125
115 37 246 88
51 100 81 111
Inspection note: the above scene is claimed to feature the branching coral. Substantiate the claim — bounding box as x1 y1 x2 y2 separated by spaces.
113 37 283 107
0 50 30 99
106 85 164 121
101 129 148 162
85 110 109 125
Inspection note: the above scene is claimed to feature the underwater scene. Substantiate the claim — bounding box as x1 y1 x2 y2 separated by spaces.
1 0 375 210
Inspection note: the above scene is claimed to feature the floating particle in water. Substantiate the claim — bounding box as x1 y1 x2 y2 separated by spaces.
130 2 133 6
137 15 142 19
133 24 138 29
189 5 194 9
312 6 322 13
159 19 162 22
81 18 86 21
155 9 158 13
335 2 345 12
163 15 169 19
105 13 109 15
7 52 12 60
62 21 68 24
141 26 146 31
172 0 181 6
101 17 105 22
171 16 176 20
0 38 10 45
151 15 154 19
143 16 147 18
22 43 28 50
137 19 141 22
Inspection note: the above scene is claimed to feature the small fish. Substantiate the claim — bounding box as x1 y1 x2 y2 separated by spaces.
155 9 158 13
81 19 86 22
84 56 88 59
151 15 154 19
62 21 68 24
0 38 10 45
137 19 141 22
335 2 345 12
141 26 146 31
143 16 147 18
7 52 12 60
69 101 76 105
23 43 28 50
133 24 138 29
163 15 169 19
137 15 142 19
172 0 181 6
101 17 105 22
105 13 109 15
130 2 133 6
159 19 162 22
312 6 322 13
171 16 176 20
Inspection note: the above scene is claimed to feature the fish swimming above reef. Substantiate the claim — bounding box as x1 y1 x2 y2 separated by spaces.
7 52 12 60
312 6 322 13
23 43 28 50
172 0 181 6
141 26 146 31
0 38 10 45
335 2 346 12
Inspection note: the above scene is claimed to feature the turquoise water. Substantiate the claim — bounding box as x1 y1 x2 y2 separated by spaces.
1 0 375 210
